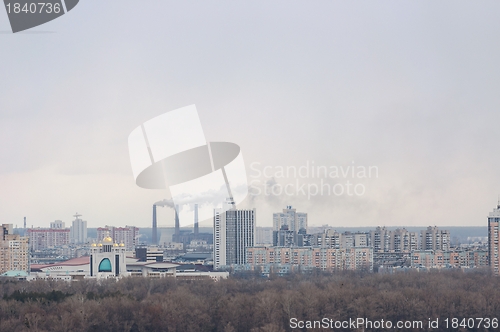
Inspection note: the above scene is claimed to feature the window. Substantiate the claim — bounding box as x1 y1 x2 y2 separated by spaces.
98 258 112 272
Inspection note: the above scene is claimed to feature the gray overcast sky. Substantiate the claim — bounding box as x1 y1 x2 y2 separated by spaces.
1 1 500 228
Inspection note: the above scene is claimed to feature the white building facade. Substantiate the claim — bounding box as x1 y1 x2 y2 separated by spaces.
273 206 307 233
214 207 255 270
70 213 87 244
89 235 127 278
488 203 500 275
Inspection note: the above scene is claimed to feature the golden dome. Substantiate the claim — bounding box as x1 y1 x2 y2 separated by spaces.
103 236 113 243
91 243 97 247
98 243 103 247
119 243 125 247
113 243 119 247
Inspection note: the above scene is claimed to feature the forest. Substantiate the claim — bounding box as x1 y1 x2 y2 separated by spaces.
0 270 498 331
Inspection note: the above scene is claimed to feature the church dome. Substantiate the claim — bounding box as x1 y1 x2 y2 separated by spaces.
113 243 119 247
103 236 113 243
119 243 125 247
91 243 97 247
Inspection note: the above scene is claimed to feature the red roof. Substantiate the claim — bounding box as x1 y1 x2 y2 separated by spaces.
31 256 90 269
27 229 70 233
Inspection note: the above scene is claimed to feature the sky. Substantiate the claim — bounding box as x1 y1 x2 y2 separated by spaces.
1 1 500 229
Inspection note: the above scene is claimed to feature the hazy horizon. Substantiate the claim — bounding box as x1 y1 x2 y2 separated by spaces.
2 1 500 228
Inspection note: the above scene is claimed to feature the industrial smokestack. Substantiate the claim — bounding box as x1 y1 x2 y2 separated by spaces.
23 217 26 229
175 205 180 237
194 204 199 237
154 199 174 208
152 205 158 245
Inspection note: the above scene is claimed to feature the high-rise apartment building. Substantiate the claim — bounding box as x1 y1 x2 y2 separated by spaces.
369 227 419 253
488 203 500 275
420 226 450 251
70 213 87 244
353 232 369 247
0 224 29 274
312 230 369 249
214 207 255 270
273 206 307 233
369 227 391 252
315 229 342 248
112 226 139 251
27 228 70 251
390 228 418 252
97 226 139 251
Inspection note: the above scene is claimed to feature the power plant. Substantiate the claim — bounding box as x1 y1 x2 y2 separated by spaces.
175 204 180 241
194 204 199 236
151 202 212 246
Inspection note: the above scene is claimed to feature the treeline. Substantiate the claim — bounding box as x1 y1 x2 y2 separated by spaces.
0 270 499 331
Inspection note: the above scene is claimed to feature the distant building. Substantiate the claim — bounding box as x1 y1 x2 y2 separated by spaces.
97 228 109 243
488 202 500 275
314 229 341 249
214 206 255 270
171 231 213 248
411 250 439 269
97 226 139 251
175 271 229 281
135 246 164 262
70 213 87 244
420 226 450 251
369 227 419 253
272 225 317 247
256 227 273 245
29 256 225 281
30 253 178 280
110 226 139 251
246 246 373 273
89 234 127 278
170 206 213 247
165 242 183 251
273 225 298 247
411 249 488 270
27 228 70 250
273 206 307 233
50 220 65 229
353 232 369 247
388 228 418 252
0 224 29 274
312 230 369 249
369 227 391 253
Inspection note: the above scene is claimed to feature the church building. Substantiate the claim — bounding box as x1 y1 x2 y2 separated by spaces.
90 233 127 278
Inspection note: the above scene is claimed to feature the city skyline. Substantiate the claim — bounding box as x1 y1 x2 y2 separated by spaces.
2 2 500 228
1 2 499 330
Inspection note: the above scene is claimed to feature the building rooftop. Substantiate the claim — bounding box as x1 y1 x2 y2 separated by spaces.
31 256 90 270
0 270 29 277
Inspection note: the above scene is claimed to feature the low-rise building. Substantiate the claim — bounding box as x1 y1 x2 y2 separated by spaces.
411 249 488 269
246 246 373 273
